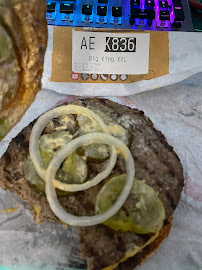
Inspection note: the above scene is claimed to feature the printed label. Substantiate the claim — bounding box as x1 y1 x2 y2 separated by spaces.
72 30 150 75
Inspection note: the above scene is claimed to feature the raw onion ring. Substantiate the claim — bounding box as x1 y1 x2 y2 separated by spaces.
45 133 135 226
29 105 117 190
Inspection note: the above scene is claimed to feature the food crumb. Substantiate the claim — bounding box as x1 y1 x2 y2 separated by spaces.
34 205 42 224
0 206 19 213
58 220 68 228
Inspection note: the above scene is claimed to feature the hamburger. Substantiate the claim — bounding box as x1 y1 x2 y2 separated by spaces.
0 0 47 140
0 98 184 270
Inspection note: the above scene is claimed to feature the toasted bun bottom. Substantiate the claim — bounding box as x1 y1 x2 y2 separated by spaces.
117 217 172 270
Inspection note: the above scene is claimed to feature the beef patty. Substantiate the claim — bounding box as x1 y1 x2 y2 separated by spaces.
0 98 184 270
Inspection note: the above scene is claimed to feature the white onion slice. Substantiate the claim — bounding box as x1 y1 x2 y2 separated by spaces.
45 133 135 226
29 105 117 191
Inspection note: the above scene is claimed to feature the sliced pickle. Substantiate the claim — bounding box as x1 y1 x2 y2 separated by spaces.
107 124 131 146
39 131 87 184
77 115 109 163
77 114 101 135
89 107 131 146
77 144 109 163
77 110 130 161
61 152 87 184
77 110 130 162
39 131 73 166
95 174 165 234
24 156 72 196
24 156 45 192
88 107 116 126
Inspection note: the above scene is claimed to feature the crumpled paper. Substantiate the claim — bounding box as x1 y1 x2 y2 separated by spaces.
42 27 202 96
0 73 202 270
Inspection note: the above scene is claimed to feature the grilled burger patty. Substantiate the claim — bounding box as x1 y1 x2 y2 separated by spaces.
0 98 184 270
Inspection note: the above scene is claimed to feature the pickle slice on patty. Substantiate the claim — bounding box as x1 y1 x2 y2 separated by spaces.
77 114 109 163
39 130 88 184
24 156 73 196
89 107 132 146
24 156 45 193
39 131 73 166
77 114 101 135
77 110 131 162
95 174 165 234
77 144 109 164
25 130 88 192
61 152 88 184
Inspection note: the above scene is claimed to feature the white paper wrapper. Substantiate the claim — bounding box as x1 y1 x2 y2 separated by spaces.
0 73 202 270
42 27 202 96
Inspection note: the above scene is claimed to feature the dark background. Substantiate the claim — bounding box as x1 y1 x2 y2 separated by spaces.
190 5 202 30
